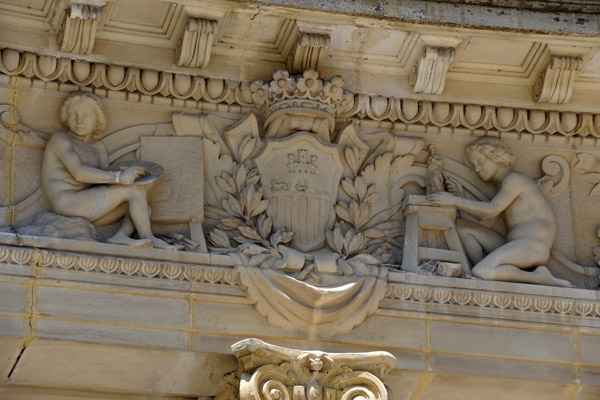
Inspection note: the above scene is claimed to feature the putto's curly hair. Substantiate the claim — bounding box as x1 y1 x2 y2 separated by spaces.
59 92 106 140
465 137 514 169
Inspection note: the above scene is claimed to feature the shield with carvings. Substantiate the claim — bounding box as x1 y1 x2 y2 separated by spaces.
255 132 343 252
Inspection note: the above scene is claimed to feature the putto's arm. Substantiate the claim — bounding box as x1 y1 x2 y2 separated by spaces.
453 189 517 219
429 174 522 219
50 133 120 184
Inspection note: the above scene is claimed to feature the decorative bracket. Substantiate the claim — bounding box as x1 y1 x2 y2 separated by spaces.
534 55 583 104
58 2 105 54
410 46 456 95
230 338 395 400
288 31 331 74
176 17 219 68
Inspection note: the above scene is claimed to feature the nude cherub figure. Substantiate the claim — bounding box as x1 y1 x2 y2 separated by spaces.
428 137 571 287
41 92 173 249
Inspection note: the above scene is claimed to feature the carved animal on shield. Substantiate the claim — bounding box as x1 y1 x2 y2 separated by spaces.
271 179 288 191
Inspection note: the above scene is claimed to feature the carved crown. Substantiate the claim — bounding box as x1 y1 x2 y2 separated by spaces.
249 69 351 140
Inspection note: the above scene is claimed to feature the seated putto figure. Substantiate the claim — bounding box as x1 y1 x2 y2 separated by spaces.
428 137 571 287
41 92 172 249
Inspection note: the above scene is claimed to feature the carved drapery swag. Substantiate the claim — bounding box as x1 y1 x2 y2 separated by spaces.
234 256 388 334
230 338 395 400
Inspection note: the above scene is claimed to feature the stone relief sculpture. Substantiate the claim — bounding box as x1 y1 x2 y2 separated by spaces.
1 67 599 336
595 226 600 267
1 92 210 250
39 92 173 249
172 69 423 333
428 137 571 286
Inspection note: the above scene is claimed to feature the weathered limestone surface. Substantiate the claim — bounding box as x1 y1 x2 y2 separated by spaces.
0 0 599 399
0 235 599 398
231 0 600 33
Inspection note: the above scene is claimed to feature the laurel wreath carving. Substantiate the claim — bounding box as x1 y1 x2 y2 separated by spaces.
325 145 405 274
204 121 295 267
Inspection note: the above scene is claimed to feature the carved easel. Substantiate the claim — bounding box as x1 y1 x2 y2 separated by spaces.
401 194 470 274
139 136 208 252
402 145 470 275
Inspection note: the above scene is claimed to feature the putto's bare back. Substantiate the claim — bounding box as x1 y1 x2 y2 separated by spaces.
500 171 556 245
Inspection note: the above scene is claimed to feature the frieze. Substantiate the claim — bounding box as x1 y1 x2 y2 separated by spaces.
1 48 600 142
1 67 599 335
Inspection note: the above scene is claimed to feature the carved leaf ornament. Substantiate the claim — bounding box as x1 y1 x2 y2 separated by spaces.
1 66 598 338
574 153 600 197
190 70 427 334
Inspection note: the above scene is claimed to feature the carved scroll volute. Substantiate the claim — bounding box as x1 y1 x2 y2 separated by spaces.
240 364 293 400
332 371 390 400
535 154 570 199
233 339 394 400
240 365 390 400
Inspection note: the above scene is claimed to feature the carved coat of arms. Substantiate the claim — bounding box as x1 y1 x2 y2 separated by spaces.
255 133 342 251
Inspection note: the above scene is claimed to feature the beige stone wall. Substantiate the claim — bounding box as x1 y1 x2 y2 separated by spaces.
0 0 599 399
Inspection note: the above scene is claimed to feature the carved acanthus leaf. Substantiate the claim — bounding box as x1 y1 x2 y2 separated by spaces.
572 152 600 198
582 173 600 197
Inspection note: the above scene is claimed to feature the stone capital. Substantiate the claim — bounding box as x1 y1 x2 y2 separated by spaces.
230 338 395 400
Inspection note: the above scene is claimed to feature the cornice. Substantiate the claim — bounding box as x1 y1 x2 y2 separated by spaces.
1 48 599 145
233 0 600 34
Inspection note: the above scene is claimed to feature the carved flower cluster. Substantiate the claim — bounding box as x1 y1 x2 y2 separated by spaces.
249 69 348 107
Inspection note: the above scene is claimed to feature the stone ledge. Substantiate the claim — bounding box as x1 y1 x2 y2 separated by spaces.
0 236 598 323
